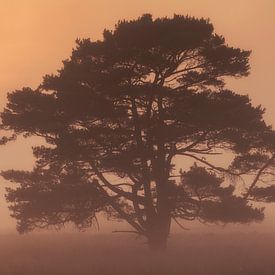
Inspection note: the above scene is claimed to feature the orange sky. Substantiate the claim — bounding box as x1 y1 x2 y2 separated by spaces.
0 0 275 232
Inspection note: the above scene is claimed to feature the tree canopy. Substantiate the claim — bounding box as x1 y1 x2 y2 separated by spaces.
2 14 275 249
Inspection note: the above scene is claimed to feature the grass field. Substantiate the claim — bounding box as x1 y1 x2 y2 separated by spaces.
0 231 275 274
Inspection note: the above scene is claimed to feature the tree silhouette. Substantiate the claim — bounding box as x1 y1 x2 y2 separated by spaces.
2 14 275 250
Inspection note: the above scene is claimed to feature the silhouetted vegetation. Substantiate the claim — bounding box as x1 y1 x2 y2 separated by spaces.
2 14 275 250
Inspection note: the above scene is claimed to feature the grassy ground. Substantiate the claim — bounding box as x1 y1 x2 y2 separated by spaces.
0 231 275 274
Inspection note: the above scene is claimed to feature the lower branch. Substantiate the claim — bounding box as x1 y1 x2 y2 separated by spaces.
243 154 275 199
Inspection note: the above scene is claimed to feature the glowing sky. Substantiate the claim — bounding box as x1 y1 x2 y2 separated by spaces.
0 0 275 231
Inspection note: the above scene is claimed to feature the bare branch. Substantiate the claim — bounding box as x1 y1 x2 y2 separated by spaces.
180 152 241 176
112 230 142 235
172 217 190 230
94 179 145 234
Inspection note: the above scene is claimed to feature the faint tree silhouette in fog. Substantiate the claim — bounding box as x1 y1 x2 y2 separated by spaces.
2 14 275 250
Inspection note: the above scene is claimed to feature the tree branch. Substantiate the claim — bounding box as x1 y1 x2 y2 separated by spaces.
243 154 275 199
172 217 190 230
179 152 241 176
90 163 146 205
93 179 145 234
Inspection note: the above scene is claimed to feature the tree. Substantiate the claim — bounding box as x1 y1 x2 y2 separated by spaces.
2 14 275 250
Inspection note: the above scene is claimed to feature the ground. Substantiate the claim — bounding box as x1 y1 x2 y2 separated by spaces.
0 231 275 274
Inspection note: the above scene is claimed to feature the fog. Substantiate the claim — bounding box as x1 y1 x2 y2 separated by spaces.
0 232 275 274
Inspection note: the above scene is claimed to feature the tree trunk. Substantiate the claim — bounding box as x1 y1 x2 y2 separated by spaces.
148 157 171 250
147 213 171 251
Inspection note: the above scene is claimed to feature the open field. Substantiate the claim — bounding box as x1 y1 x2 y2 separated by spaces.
0 232 275 274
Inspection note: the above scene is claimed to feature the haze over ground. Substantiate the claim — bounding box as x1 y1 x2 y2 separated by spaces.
0 0 275 233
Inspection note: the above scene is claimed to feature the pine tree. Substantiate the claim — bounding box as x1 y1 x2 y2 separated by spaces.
2 14 275 250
